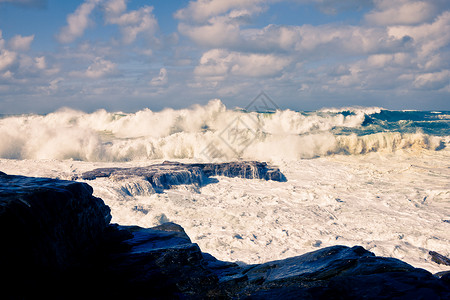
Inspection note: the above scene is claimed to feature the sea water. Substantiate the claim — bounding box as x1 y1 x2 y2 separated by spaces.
0 100 449 273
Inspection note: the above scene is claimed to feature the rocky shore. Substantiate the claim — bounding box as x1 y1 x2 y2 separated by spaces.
1 170 449 299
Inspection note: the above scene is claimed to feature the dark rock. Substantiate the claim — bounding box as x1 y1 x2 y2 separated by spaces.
188 161 286 181
1 173 449 300
77 161 286 192
430 250 450 266
100 223 224 299
0 172 111 298
235 246 450 299
98 229 450 299
437 271 450 286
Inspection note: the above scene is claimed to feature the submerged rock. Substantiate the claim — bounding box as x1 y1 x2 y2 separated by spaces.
78 161 286 192
1 172 449 299
430 251 450 266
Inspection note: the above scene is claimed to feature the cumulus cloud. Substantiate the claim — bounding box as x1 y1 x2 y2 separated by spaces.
107 6 158 44
34 56 46 69
0 29 54 84
2 0 449 111
178 15 241 49
57 0 101 44
177 0 414 57
182 16 413 58
150 67 168 86
71 57 117 79
85 57 117 78
57 0 158 44
103 0 126 16
0 49 17 71
0 32 17 72
176 0 269 51
8 34 34 51
194 49 291 78
366 0 437 26
175 0 266 23
413 70 450 89
388 11 450 58
174 0 450 109
104 0 158 44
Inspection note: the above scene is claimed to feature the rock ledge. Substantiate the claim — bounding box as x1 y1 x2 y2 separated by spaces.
1 172 448 299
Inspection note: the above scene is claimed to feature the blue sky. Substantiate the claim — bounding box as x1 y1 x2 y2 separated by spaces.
0 0 449 113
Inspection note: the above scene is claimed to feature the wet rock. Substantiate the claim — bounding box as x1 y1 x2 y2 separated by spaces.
78 161 286 192
99 228 450 299
234 246 450 299
430 250 450 266
0 172 111 297
188 161 286 181
101 223 224 299
1 173 449 299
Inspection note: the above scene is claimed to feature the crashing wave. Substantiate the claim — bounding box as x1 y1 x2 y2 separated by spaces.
0 100 447 162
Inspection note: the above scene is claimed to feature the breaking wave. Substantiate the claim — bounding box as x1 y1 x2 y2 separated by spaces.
0 100 448 162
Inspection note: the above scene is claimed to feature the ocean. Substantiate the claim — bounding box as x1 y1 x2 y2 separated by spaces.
0 100 449 273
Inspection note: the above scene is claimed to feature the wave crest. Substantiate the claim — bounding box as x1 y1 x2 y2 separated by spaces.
0 100 447 161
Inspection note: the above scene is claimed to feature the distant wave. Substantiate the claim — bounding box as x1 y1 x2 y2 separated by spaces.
0 100 448 162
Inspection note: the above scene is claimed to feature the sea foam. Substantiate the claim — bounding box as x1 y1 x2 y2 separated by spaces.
0 100 447 162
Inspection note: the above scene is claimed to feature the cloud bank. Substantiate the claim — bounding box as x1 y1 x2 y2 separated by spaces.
0 0 449 113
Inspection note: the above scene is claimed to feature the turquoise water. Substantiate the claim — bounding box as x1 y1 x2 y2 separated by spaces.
319 110 450 137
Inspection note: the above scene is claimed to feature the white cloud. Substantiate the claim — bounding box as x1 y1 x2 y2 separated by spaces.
388 11 450 58
295 25 414 56
150 67 168 86
56 0 158 44
103 0 126 16
8 34 35 51
176 0 267 50
177 1 414 58
34 56 46 69
366 0 437 26
0 29 56 85
71 57 117 79
0 49 17 71
2 0 449 111
0 30 5 49
178 15 241 48
47 77 63 93
57 0 101 44
1 70 13 79
183 20 413 58
366 53 411 68
85 57 117 78
194 49 290 78
175 0 266 23
178 0 450 98
413 70 450 89
105 3 158 44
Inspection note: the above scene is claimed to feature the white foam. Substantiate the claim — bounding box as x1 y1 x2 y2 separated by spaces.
1 102 449 273
0 101 446 162
1 148 449 274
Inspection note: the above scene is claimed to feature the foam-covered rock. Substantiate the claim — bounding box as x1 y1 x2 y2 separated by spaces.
78 161 286 192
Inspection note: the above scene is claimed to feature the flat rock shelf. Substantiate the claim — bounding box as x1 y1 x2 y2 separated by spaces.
77 161 287 192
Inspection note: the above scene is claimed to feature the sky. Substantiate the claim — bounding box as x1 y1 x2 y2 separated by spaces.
0 0 449 113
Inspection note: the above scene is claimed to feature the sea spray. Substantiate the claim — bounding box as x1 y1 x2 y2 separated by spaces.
0 100 448 161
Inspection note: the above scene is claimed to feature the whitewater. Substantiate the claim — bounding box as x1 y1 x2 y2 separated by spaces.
1 100 449 274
